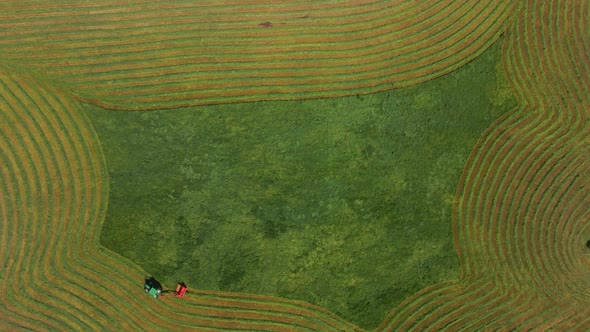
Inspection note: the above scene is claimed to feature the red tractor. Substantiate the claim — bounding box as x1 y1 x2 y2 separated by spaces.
175 282 188 298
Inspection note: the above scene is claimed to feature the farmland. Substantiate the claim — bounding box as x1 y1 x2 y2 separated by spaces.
0 0 511 109
1 0 589 331
93 38 514 329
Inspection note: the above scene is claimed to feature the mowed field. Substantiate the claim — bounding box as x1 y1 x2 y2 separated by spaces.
378 1 590 330
0 0 512 110
1 0 589 331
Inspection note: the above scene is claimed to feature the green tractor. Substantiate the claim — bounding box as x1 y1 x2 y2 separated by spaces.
144 277 162 298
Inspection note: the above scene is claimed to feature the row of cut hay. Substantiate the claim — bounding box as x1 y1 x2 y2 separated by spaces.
0 1 506 68
389 282 503 331
375 0 590 329
375 281 464 331
503 0 590 109
161 291 364 332
447 58 588 332
382 269 585 331
0 0 499 80
481 0 590 296
456 0 587 286
0 64 175 330
0 0 513 110
376 84 589 331
533 151 590 299
456 110 542 283
0 66 362 330
0 65 112 330
536 0 590 107
497 0 590 302
449 110 527 278
375 279 540 331
452 0 590 326
474 113 587 295
460 109 571 286
60 0 512 110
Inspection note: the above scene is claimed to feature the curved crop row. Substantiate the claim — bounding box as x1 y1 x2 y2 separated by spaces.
377 0 590 330
379 111 589 332
0 65 362 331
378 78 589 331
0 0 512 110
503 0 590 110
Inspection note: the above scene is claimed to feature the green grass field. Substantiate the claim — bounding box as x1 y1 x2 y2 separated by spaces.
92 39 516 329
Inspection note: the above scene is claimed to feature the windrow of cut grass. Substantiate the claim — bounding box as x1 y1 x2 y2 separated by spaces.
463 0 590 301
0 65 364 331
376 278 544 331
378 107 589 332
457 107 589 293
0 0 512 110
0 64 113 330
503 0 590 110
376 0 590 330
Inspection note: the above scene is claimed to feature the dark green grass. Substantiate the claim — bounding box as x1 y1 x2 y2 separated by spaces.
91 39 515 329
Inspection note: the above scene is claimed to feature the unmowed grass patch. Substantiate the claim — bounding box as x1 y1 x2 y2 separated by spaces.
91 39 516 329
